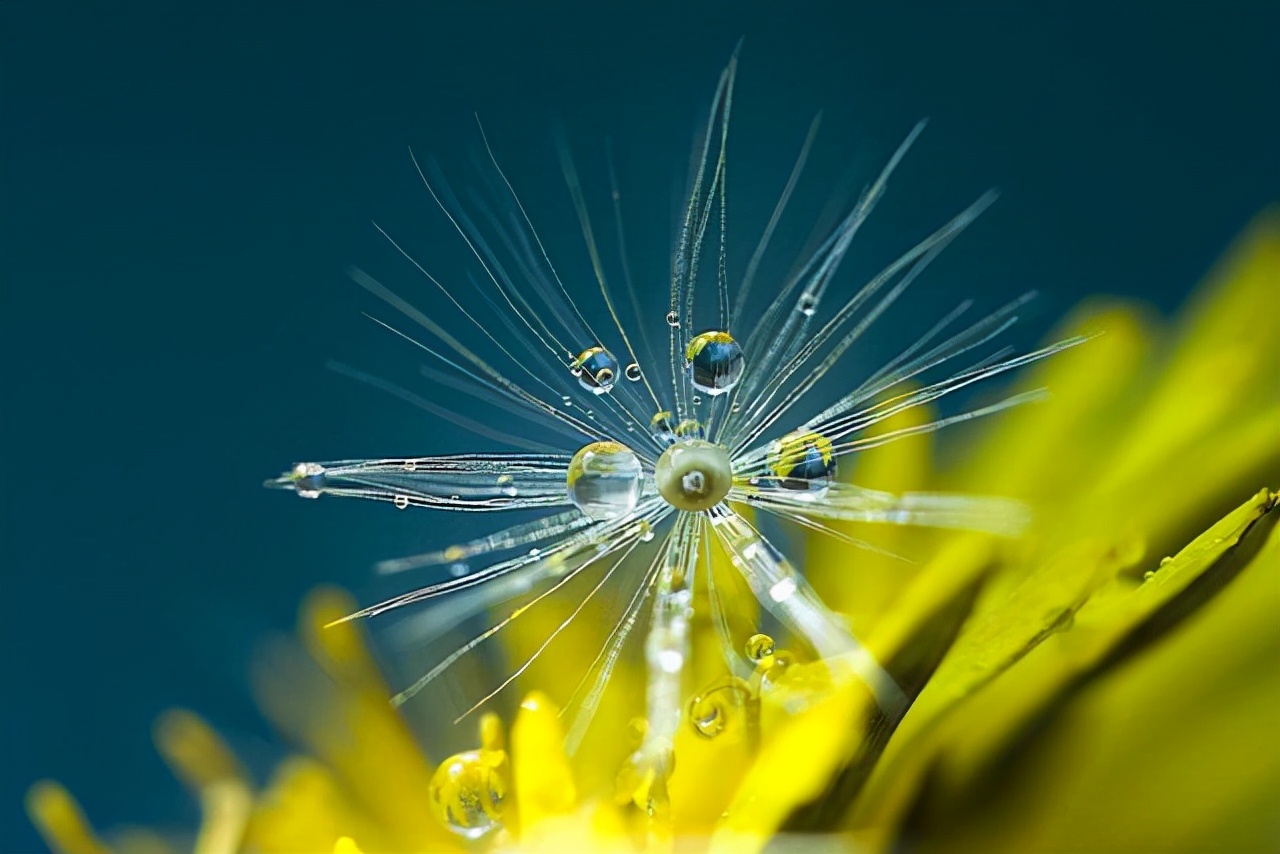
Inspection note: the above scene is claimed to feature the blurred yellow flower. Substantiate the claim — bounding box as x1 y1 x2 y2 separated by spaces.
27 211 1279 853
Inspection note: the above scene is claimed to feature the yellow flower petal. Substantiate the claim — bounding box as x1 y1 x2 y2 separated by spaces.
902 491 1280 854
24 781 112 854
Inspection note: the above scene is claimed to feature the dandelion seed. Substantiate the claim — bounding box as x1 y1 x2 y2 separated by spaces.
267 50 1085 835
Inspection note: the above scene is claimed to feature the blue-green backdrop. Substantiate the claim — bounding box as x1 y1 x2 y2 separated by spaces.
2 1 1277 850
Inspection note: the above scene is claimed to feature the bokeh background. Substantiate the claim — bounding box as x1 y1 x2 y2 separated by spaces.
2 1 1277 850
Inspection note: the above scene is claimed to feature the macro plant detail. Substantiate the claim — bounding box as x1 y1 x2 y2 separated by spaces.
260 54 1086 834
24 52 1280 854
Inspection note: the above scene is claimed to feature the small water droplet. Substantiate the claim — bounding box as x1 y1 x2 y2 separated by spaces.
624 362 642 381
638 520 654 542
428 749 507 839
393 494 410 510
687 676 750 740
1142 570 1156 582
691 394 702 405
745 633 775 662
1159 556 1172 566
449 562 469 578
402 460 418 472
665 310 680 327
798 293 817 316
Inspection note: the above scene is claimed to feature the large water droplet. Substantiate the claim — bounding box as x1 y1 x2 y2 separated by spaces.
573 346 619 395
428 749 507 839
567 441 642 520
686 331 745 395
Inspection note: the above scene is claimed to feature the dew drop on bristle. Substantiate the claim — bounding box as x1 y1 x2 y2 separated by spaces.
674 419 706 440
798 293 818 316
691 394 702 405
745 633 776 661
428 749 506 839
393 494 411 510
686 331 745 395
624 362 642 381
764 429 836 495
651 411 676 446
665 310 680 327
288 462 327 499
573 346 619 395
567 441 642 520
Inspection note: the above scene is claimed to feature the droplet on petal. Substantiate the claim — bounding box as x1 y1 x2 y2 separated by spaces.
428 748 507 839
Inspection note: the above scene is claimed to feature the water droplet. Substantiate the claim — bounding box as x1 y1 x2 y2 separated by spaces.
688 677 750 739
449 562 469 578
673 419 705 440
624 362 642 381
650 411 676 446
691 394 702 405
665 310 680 327
567 442 642 520
638 519 654 542
289 462 327 499
745 633 775 662
393 494 410 510
1142 570 1156 582
731 402 741 413
402 460 419 473
686 331 745 395
1159 556 1173 566
798 293 817 316
762 429 836 496
617 751 672 820
428 749 507 839
573 346 619 395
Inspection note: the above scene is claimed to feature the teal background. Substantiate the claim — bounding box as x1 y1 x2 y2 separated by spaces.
2 1 1277 849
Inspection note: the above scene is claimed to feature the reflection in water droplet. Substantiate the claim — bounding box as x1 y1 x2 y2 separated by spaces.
573 346 619 395
650 411 676 447
686 330 745 395
393 494 410 510
567 441 643 520
428 749 507 839
688 676 751 740
624 362 642 381
745 633 775 662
